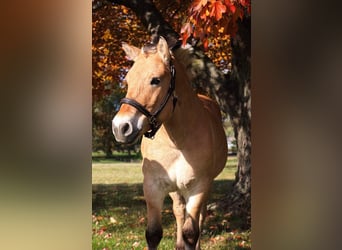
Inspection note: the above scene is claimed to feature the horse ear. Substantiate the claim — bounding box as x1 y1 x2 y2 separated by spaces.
157 36 170 64
122 42 141 61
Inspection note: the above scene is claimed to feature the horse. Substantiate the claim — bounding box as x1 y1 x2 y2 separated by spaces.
112 37 227 250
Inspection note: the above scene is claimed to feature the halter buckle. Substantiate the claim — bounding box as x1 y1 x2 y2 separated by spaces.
149 116 158 127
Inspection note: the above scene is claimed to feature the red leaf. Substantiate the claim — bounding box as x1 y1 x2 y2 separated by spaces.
181 22 192 34
203 38 209 50
239 0 250 7
230 4 236 13
180 22 193 45
224 0 236 14
238 0 251 14
210 1 227 21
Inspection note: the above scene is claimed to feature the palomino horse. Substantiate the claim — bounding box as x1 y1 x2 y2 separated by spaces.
112 37 227 250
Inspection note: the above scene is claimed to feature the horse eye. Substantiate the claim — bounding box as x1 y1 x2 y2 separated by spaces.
151 77 161 85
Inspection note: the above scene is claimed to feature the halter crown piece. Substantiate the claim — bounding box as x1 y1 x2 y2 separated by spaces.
120 62 177 139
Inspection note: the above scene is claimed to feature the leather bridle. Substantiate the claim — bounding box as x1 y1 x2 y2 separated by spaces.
120 63 177 139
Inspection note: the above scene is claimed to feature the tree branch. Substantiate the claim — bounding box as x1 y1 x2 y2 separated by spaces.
107 0 180 48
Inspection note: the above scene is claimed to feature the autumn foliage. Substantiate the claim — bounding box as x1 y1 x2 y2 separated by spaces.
181 0 251 50
92 4 149 101
92 4 150 153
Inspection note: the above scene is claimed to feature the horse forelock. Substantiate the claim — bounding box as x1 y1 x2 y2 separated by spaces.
142 43 157 55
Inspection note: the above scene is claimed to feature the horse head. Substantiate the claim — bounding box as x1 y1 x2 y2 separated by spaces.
112 37 177 144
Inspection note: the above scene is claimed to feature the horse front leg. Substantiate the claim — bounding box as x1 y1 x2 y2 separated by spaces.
169 191 186 250
183 192 209 250
195 203 207 250
143 181 165 250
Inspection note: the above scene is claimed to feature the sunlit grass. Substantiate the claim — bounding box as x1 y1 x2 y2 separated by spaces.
92 156 237 184
92 163 142 184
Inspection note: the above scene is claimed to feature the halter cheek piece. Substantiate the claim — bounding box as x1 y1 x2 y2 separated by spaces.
120 63 177 139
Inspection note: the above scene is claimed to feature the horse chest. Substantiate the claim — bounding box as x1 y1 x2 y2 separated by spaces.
142 148 197 193
141 131 213 194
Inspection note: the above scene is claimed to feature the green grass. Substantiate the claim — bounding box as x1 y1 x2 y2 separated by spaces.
92 157 238 184
92 163 143 184
92 150 142 163
92 156 251 249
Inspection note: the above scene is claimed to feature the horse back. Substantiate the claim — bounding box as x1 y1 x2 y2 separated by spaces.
197 94 228 176
197 94 222 122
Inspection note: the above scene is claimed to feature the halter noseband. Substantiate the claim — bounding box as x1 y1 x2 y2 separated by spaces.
120 63 177 139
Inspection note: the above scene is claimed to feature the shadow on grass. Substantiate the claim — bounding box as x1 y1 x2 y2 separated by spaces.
93 183 145 211
92 179 248 231
93 182 176 230
92 180 234 208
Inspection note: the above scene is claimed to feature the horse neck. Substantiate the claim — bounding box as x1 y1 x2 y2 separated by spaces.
162 60 201 146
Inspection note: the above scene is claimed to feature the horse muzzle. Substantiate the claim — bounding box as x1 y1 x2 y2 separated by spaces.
112 114 142 144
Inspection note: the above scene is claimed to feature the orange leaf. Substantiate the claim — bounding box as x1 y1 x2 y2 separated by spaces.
210 1 227 21
102 29 112 41
122 7 129 14
103 48 109 55
200 8 210 20
191 0 208 12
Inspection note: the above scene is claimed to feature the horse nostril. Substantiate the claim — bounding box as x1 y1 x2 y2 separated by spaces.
120 122 133 136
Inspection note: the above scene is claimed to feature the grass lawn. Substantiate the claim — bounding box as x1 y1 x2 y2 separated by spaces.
92 156 251 249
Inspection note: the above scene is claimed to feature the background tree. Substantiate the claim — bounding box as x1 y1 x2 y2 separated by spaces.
92 4 149 156
92 0 251 226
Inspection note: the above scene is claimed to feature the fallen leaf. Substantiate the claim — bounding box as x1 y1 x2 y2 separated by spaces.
132 241 140 247
138 217 145 224
109 217 117 224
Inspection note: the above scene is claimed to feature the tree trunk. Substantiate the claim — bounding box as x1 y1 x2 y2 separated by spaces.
227 16 251 227
100 0 251 223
